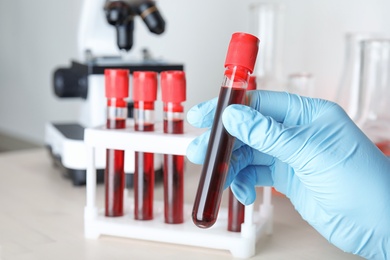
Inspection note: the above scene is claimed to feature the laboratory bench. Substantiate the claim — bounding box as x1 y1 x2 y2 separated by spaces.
0 148 362 260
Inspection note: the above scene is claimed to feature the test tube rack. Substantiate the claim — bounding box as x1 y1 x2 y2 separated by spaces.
83 121 274 258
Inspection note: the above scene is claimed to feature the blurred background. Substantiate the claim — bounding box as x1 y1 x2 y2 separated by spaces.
0 0 389 148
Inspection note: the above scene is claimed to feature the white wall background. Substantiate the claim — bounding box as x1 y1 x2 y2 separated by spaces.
0 0 389 144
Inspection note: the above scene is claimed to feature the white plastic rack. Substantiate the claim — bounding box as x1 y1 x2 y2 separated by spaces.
83 121 273 258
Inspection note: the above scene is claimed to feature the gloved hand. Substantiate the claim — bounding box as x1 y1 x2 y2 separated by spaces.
186 90 390 259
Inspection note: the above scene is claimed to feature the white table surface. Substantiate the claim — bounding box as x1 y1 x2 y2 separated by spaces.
0 149 362 260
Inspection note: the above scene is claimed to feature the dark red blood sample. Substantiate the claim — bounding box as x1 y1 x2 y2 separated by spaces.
192 86 246 228
164 118 184 134
134 123 155 220
163 119 184 223
227 188 245 232
105 118 126 217
376 140 390 156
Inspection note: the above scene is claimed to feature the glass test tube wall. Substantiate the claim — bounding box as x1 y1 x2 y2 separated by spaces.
104 69 129 217
133 71 158 220
227 75 256 232
192 33 260 228
161 71 187 224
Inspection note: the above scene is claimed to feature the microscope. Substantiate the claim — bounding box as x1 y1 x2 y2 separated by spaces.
45 0 184 185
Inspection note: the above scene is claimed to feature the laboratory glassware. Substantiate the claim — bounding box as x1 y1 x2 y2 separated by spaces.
249 2 284 90
335 33 380 123
133 71 158 220
358 39 390 156
286 72 315 97
192 32 259 228
247 75 257 91
104 69 129 217
161 70 186 224
227 189 245 232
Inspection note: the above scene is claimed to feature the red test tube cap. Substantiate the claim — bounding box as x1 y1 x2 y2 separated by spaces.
133 71 158 101
161 71 186 103
105 69 129 98
224 32 260 73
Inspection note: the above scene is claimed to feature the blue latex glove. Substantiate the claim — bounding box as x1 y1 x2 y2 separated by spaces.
186 90 390 259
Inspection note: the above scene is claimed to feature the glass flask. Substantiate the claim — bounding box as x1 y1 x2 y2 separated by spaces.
358 39 390 156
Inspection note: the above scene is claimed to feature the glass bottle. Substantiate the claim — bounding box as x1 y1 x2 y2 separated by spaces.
161 70 186 224
192 33 259 229
104 69 129 217
133 71 158 220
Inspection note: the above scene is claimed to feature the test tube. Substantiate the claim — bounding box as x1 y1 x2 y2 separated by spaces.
104 69 129 217
161 71 186 224
227 189 245 232
227 75 256 232
192 33 259 228
133 71 158 220
248 75 257 91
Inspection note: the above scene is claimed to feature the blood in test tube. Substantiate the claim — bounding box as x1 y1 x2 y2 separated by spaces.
133 71 157 220
227 189 245 232
227 75 256 232
247 75 257 90
376 140 390 156
192 33 259 228
104 69 129 217
161 71 186 224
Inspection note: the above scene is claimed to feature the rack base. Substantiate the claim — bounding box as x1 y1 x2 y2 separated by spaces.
84 199 273 259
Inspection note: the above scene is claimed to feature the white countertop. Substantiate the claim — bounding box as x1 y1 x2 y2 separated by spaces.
0 149 362 260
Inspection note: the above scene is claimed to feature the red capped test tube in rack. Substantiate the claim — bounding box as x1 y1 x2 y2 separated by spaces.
161 71 186 224
192 33 259 228
247 75 257 91
227 75 256 232
104 69 129 217
133 71 158 220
